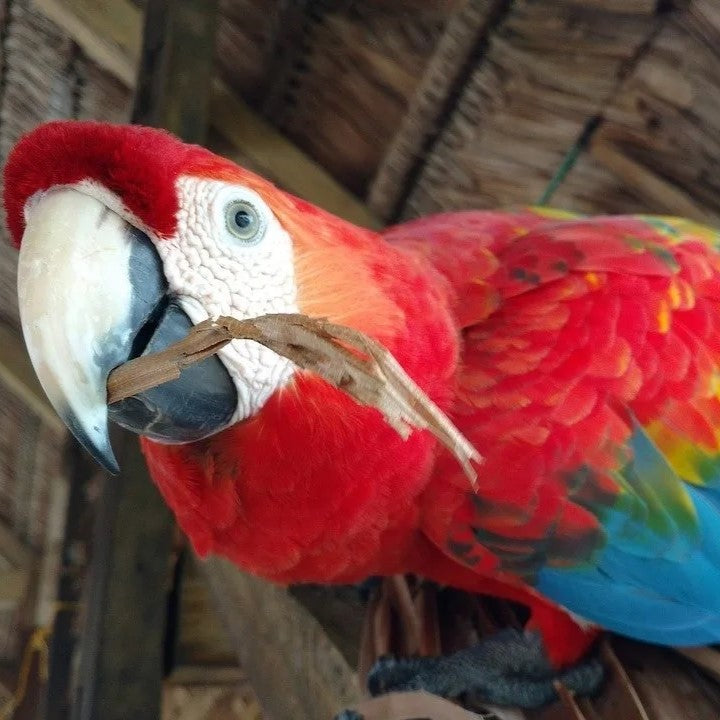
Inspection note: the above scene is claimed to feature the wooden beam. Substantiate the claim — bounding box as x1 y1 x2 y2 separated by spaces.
0 324 63 433
30 0 379 228
200 557 361 720
32 0 142 87
132 0 218 142
41 445 91 720
72 433 175 720
63 3 219 720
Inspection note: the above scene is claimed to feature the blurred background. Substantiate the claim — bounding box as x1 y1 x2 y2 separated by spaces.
0 1 718 719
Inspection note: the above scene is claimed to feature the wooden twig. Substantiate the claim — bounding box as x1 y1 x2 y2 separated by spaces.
374 582 394 660
107 313 481 484
416 583 442 657
592 639 650 720
357 588 381 691
385 576 423 657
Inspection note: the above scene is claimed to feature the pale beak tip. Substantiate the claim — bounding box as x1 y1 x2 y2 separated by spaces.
63 411 120 475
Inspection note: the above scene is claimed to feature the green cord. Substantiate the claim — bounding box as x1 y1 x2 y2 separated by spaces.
537 115 602 206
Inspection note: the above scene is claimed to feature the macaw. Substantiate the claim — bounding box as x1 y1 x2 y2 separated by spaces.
6 120 720 708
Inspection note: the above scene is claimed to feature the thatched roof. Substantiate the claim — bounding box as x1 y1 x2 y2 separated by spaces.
404 0 720 224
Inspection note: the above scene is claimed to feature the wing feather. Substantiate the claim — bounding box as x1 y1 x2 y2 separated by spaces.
390 210 720 644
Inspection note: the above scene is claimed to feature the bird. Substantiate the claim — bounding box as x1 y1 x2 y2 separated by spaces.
6 119 720 707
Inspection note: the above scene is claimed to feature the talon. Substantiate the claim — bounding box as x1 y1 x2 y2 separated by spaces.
557 655 605 698
366 629 605 709
368 655 430 696
333 711 365 720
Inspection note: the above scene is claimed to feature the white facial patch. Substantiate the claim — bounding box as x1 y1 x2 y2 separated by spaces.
156 176 298 421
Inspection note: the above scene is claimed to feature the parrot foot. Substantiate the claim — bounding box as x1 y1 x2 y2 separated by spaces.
333 711 364 720
366 628 604 709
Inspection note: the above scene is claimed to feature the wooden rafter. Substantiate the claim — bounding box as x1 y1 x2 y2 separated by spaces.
32 0 139 86
48 3 220 720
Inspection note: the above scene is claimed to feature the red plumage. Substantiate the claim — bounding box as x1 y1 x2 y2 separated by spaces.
10 122 720 668
140 207 610 666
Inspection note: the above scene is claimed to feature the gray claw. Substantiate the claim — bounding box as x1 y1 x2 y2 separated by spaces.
333 711 364 720
367 629 604 709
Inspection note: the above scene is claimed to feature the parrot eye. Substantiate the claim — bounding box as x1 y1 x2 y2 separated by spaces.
225 200 265 244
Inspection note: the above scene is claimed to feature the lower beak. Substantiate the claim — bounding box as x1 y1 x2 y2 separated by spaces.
17 188 237 473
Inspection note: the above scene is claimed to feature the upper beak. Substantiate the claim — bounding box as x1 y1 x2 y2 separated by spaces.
17 188 237 473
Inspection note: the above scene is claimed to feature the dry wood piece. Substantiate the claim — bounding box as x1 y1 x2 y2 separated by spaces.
349 691 484 720
162 666 261 720
106 313 481 483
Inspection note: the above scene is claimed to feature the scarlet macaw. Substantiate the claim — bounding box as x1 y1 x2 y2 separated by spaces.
6 120 720 707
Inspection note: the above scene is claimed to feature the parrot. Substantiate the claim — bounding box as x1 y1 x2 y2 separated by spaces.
6 120 720 708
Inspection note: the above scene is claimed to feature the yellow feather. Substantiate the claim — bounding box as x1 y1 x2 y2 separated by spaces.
657 300 671 333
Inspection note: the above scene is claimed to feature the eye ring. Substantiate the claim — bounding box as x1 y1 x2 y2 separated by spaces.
225 200 266 244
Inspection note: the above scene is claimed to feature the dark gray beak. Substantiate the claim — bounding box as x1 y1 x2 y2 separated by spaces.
17 188 237 473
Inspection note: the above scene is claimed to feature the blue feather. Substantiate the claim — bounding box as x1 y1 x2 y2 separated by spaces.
537 484 720 645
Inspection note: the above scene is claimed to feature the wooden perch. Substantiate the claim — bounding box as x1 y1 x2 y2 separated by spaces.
348 691 484 720
106 313 481 484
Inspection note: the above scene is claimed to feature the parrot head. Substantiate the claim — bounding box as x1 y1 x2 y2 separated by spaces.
4 121 393 472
